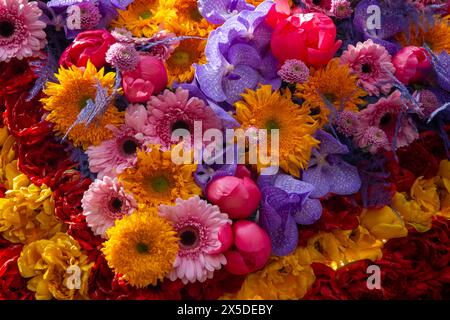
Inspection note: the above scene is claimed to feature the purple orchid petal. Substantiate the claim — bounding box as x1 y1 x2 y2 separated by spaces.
227 43 263 69
302 165 331 198
198 0 254 25
195 63 228 102
294 198 322 225
314 130 349 155
223 64 260 104
329 160 362 196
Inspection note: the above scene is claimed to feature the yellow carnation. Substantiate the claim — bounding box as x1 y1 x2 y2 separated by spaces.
18 233 92 300
0 174 63 244
0 127 20 189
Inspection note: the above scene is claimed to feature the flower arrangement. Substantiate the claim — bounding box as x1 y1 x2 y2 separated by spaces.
0 0 449 300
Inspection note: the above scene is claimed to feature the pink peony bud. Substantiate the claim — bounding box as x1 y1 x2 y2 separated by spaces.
206 175 261 219
224 221 271 275
392 46 432 85
210 223 234 254
122 55 168 103
270 12 342 68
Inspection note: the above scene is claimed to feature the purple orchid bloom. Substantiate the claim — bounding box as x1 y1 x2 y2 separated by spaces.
258 173 322 256
303 130 361 198
198 0 255 25
195 0 281 105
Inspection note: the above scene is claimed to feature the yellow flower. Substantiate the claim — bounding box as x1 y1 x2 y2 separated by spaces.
165 33 207 86
228 247 315 300
118 146 201 208
410 176 440 213
437 160 450 219
41 61 124 149
0 174 63 244
102 209 179 288
295 58 366 127
18 233 92 300
235 85 319 177
395 15 450 54
360 206 408 240
391 192 433 232
112 0 177 38
0 127 20 189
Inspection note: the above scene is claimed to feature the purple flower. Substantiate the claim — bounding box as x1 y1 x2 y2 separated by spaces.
198 0 255 25
303 130 361 198
195 0 281 105
258 173 322 256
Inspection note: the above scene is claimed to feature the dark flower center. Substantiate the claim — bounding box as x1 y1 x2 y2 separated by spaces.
380 113 392 126
362 63 372 74
109 197 123 213
312 0 322 5
122 139 138 155
0 20 14 38
190 7 203 21
139 10 152 19
171 120 190 133
265 119 279 131
310 107 322 116
150 176 170 193
179 227 199 248
136 242 149 254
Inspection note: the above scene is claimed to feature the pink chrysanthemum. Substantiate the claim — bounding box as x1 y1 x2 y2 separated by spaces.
158 196 230 284
303 0 332 14
79 1 101 30
413 89 440 119
81 176 137 238
278 59 310 84
355 126 389 154
0 0 47 62
358 90 419 150
331 0 353 19
106 42 139 71
340 39 395 96
86 124 144 178
145 87 222 150
336 110 359 136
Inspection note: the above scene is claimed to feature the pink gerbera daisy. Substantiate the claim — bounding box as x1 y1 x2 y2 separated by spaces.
158 196 231 284
340 39 395 96
81 176 137 238
0 0 47 62
145 87 222 150
357 90 419 150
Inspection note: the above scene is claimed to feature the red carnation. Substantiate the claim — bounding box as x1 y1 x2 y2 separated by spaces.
0 58 35 98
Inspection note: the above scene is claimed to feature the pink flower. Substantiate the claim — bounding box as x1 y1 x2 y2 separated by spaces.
158 196 231 284
59 30 116 69
270 12 342 68
354 126 389 154
277 59 310 84
0 0 47 62
224 220 271 275
392 46 432 85
357 90 419 150
331 0 353 19
122 54 167 103
336 110 359 136
340 39 395 96
81 176 137 238
145 87 222 150
206 174 262 220
105 43 139 71
413 89 440 119
86 124 145 178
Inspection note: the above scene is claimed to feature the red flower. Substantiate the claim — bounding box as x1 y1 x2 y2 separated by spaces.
59 30 116 69
418 128 450 161
385 153 416 192
303 263 341 300
0 245 34 300
298 195 362 246
0 58 35 98
392 46 432 85
396 139 440 180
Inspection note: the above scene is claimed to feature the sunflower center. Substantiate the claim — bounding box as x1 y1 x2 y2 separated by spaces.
179 227 199 249
265 119 279 131
122 139 138 155
0 20 14 38
139 10 152 19
380 113 392 126
136 242 149 254
150 176 170 193
323 93 337 104
171 120 190 133
361 63 372 74
171 50 191 66
108 197 123 213
310 107 322 116
190 7 203 22
79 96 92 109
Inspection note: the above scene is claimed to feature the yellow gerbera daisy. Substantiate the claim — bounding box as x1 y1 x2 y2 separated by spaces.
165 0 216 37
395 15 450 54
112 0 177 38
102 210 179 288
41 61 124 149
235 85 319 177
166 36 207 86
118 146 201 207
295 58 367 127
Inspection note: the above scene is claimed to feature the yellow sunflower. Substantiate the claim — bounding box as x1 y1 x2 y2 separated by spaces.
165 0 216 37
395 15 450 54
102 210 179 288
118 146 201 208
111 0 177 38
235 85 319 177
295 58 367 127
165 35 207 86
41 61 124 149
